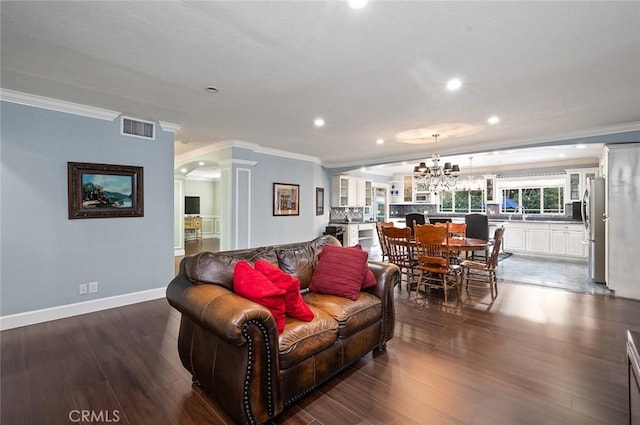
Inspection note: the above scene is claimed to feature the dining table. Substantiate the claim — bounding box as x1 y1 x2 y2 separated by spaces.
409 237 489 251
446 237 489 252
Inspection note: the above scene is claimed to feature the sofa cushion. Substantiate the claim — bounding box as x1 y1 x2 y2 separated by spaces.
254 259 314 321
346 244 377 289
276 244 317 289
185 249 278 290
308 244 368 300
278 307 338 369
303 292 382 339
233 260 287 334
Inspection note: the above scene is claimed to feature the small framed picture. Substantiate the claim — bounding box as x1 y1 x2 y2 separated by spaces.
273 183 300 216
316 187 325 216
68 162 143 219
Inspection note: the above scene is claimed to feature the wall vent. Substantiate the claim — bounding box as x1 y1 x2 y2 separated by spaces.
121 116 155 140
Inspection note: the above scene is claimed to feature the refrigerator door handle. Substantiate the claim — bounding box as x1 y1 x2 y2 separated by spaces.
603 213 609 222
581 184 589 241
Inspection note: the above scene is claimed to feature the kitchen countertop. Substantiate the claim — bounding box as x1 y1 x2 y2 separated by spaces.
329 220 377 224
385 218 583 224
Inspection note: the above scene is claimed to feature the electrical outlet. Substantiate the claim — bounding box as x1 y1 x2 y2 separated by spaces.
88 281 98 293
79 283 88 295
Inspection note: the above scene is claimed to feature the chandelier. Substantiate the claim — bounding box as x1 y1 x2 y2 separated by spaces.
413 133 460 192
461 156 483 191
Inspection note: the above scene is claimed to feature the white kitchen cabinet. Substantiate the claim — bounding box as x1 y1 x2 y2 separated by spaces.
345 224 359 247
503 225 526 251
357 222 376 252
331 176 372 207
503 221 587 258
565 167 598 204
503 222 548 254
527 228 550 253
389 181 402 203
549 223 586 257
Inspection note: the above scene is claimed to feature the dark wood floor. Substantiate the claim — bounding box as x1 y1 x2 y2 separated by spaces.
2 277 637 424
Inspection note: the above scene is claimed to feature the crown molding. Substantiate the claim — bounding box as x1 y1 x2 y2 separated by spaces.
175 138 324 168
159 121 182 133
0 88 120 121
254 145 323 166
218 159 258 167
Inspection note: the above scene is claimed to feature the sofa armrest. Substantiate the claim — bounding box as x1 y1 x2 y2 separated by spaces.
166 274 279 345
166 274 283 424
364 261 399 346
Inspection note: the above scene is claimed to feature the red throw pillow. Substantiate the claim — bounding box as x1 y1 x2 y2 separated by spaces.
347 245 377 289
254 259 314 322
233 260 286 333
309 244 368 300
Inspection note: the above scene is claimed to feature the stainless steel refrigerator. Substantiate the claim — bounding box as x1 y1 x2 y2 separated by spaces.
582 176 606 283
603 143 640 299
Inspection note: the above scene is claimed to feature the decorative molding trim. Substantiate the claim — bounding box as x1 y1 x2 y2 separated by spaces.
174 248 186 256
174 139 323 168
236 168 251 248
0 287 167 331
0 88 120 121
159 120 182 133
218 158 258 167
255 145 323 166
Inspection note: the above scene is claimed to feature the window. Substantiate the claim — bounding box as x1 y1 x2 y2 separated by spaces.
500 186 564 215
439 190 485 213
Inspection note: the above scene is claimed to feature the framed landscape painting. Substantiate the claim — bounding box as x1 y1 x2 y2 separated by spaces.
273 183 299 216
68 162 144 219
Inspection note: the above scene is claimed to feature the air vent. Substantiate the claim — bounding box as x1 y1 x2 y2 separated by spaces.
121 116 155 140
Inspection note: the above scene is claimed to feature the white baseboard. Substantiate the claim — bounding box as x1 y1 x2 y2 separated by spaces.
174 248 186 256
0 287 167 331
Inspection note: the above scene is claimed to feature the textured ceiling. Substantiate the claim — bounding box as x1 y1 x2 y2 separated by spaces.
1 1 639 171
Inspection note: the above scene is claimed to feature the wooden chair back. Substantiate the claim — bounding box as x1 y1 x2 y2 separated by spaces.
413 224 450 272
376 221 394 261
382 226 413 266
447 222 467 239
486 226 506 270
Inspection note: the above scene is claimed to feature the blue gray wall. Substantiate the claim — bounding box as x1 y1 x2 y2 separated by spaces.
229 146 330 248
1 101 175 316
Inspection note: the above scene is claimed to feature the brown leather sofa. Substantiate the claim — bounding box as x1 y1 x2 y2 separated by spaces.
166 235 398 424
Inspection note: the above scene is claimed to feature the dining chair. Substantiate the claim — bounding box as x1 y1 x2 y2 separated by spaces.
413 223 461 305
447 222 467 264
460 226 506 298
464 213 492 260
382 226 418 292
405 213 425 235
429 218 452 225
375 221 394 262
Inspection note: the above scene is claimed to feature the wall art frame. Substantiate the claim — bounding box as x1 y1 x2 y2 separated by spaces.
68 162 144 219
315 187 324 216
273 182 299 216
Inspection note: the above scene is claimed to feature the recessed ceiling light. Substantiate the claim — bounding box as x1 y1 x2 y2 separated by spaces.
376 138 384 145
446 78 462 91
576 144 586 149
205 86 219 93
314 118 325 127
402 161 408 165
558 153 566 158
198 161 205 166
487 116 500 125
492 151 500 156
348 0 368 9
180 168 188 174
